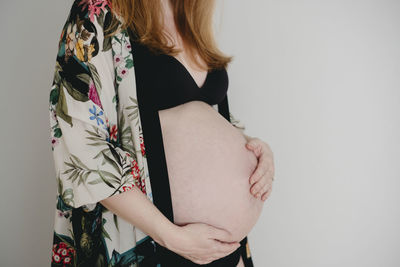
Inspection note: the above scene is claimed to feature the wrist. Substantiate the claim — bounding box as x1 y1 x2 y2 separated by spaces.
153 220 181 249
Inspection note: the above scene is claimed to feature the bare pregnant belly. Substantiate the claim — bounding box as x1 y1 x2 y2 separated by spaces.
158 101 264 242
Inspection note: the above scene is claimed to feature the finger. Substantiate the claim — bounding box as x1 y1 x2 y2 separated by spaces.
194 242 237 265
213 238 240 247
248 145 275 182
246 142 264 159
215 241 241 255
192 258 211 265
249 149 272 185
252 167 274 194
205 241 240 264
249 163 268 185
190 253 214 265
261 187 272 201
208 226 232 242
257 181 271 199
251 177 269 197
212 238 240 249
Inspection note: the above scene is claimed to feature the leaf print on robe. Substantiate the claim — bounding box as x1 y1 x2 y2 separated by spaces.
48 0 255 266
54 91 139 208
117 103 136 157
56 174 74 211
50 0 141 208
125 96 140 127
111 27 134 86
49 1 154 266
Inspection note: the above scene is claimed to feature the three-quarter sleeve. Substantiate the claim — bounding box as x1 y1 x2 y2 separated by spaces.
48 5 140 209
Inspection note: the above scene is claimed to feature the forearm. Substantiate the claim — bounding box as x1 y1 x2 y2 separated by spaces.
100 185 179 248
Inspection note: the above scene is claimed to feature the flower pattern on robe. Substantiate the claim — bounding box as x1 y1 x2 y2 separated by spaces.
48 0 248 266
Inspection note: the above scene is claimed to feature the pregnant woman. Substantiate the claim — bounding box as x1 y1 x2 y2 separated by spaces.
48 0 275 267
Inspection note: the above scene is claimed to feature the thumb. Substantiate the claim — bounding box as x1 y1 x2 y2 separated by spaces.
246 139 262 155
245 137 257 149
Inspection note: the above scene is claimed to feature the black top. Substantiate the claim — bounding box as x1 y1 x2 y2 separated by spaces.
129 31 242 266
133 40 229 111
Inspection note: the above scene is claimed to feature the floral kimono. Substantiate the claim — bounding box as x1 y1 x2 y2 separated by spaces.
48 0 251 266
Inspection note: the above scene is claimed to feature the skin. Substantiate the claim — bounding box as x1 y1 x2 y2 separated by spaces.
158 1 276 266
100 185 241 265
159 101 265 243
159 0 275 202
102 1 275 266
245 136 275 201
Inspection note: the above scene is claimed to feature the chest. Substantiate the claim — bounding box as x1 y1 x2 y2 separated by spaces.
131 39 229 111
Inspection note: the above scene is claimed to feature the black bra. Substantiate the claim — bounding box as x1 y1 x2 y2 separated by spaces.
128 31 241 267
131 38 229 111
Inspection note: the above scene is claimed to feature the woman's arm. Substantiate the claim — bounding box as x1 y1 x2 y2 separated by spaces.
49 4 240 264
99 185 177 248
100 183 241 265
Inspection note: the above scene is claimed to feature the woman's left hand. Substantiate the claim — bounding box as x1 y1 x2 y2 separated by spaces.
245 136 275 202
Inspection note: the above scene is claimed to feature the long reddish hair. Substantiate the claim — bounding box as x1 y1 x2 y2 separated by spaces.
105 0 233 70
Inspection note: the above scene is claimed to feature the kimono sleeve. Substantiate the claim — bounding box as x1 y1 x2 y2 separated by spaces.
48 4 139 209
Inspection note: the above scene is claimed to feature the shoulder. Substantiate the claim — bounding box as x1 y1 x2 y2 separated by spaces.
57 0 121 62
50 0 128 127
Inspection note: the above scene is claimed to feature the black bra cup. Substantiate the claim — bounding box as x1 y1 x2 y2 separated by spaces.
131 40 229 111
128 32 241 267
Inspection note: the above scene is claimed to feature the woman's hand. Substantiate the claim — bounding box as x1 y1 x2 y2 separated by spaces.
165 222 241 265
244 135 275 201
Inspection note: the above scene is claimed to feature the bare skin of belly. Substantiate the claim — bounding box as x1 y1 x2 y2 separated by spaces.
158 101 264 244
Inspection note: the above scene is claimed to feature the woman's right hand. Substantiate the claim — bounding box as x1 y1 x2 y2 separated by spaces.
165 222 241 265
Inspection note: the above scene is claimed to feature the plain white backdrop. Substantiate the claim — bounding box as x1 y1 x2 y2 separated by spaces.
0 0 399 266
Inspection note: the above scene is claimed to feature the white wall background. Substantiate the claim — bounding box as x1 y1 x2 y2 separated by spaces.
1 0 399 266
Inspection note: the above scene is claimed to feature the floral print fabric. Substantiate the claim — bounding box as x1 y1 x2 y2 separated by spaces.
48 0 246 266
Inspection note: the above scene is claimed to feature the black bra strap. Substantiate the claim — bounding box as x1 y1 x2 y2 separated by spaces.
218 94 231 122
